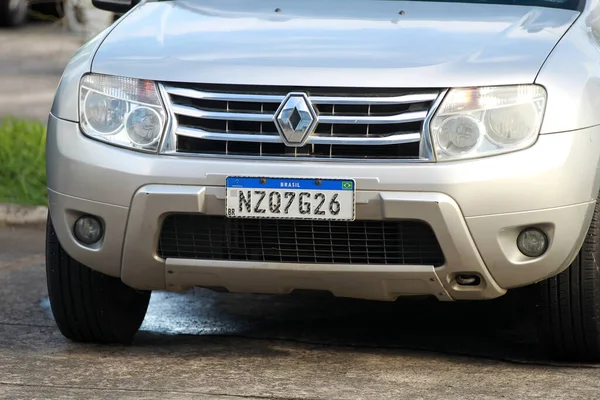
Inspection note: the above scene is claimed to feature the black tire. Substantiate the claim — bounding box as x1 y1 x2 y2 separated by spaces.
0 0 28 27
535 196 600 361
45 216 151 344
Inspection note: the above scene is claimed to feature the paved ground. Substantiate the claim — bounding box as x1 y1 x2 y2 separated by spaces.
2 18 600 400
0 7 111 122
0 24 76 122
1 226 600 399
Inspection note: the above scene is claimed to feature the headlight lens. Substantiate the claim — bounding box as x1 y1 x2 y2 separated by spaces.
79 74 167 152
430 85 546 161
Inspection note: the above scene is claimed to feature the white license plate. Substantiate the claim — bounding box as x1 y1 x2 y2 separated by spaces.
225 177 355 221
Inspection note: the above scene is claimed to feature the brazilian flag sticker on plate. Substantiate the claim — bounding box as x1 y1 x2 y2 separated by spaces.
342 181 354 190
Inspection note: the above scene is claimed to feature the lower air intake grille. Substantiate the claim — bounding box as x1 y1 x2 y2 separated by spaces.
157 214 445 266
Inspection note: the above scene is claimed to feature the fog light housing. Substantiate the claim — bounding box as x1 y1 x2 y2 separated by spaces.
456 274 481 286
74 216 103 245
517 228 548 257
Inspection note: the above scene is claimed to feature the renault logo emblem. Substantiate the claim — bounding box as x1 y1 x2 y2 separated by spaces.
273 92 318 147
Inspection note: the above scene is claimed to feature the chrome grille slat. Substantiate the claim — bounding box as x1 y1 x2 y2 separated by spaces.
164 85 438 105
318 111 427 124
310 93 438 105
164 86 285 103
161 83 443 160
176 126 421 145
171 104 274 122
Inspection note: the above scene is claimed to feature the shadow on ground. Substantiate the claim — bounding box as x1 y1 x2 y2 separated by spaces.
117 286 577 366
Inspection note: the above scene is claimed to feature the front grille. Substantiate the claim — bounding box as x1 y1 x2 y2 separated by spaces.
157 214 445 266
161 83 442 160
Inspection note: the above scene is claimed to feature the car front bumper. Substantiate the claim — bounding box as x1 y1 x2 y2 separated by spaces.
46 114 600 301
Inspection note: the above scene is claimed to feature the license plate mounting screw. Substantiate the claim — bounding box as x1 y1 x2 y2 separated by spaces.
315 179 322 185
260 178 267 184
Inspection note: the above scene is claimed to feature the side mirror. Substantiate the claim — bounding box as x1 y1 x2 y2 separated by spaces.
91 0 137 14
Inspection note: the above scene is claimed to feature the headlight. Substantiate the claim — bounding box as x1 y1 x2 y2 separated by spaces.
79 74 167 152
429 85 546 161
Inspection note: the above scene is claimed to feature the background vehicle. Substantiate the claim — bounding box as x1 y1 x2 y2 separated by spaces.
1 0 91 32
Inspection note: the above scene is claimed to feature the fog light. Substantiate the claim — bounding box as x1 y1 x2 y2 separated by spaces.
74 216 103 245
517 228 548 257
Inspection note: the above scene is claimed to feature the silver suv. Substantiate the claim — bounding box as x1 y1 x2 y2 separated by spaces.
45 0 600 361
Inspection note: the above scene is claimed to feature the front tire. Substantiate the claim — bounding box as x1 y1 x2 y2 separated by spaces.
535 196 600 361
45 216 151 344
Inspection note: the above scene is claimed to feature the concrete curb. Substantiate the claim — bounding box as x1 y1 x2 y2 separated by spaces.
0 204 48 228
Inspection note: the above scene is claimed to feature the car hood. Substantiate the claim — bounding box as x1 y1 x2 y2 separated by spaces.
91 0 580 88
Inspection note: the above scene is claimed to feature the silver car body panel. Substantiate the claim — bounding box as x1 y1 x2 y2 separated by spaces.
535 0 600 132
91 0 578 91
46 0 600 301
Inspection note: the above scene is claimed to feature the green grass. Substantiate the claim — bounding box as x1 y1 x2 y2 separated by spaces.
0 117 47 206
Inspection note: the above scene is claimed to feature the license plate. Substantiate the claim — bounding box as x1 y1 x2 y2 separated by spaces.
225 177 355 221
